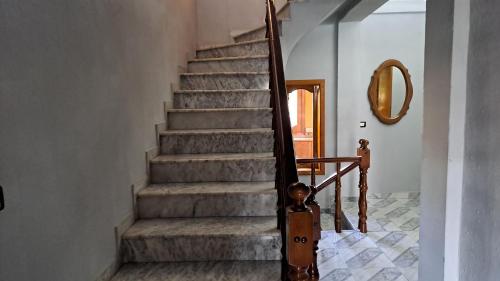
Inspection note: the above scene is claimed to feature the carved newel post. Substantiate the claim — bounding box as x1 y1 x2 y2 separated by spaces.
357 139 371 233
287 182 314 281
305 186 320 280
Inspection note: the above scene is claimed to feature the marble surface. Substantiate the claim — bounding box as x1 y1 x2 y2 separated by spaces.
196 39 269 59
234 25 268 43
111 261 281 281
188 56 268 73
160 128 274 154
137 182 277 218
316 196 420 281
115 196 420 280
174 89 271 109
121 217 281 262
150 153 276 183
167 108 273 130
180 72 269 90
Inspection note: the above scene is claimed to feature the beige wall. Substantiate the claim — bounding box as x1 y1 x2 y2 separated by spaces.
197 0 287 46
0 1 197 281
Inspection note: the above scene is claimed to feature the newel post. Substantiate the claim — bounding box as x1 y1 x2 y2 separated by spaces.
305 186 320 280
357 139 370 233
287 182 314 281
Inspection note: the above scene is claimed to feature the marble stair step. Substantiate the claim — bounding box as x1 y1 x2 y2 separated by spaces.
167 108 272 130
196 39 269 59
188 56 269 73
137 181 277 218
121 217 281 262
111 261 282 281
159 128 274 154
180 72 269 90
174 89 270 109
150 153 276 183
233 21 283 43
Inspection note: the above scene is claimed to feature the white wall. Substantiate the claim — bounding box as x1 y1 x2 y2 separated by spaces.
0 1 197 281
286 24 337 207
418 0 454 279
197 0 288 47
338 12 425 196
459 0 500 279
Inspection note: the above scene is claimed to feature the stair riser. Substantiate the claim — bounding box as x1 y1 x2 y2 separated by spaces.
188 58 268 73
122 236 281 262
197 41 269 59
150 158 276 183
180 74 269 90
167 110 272 130
174 91 270 109
138 193 277 218
235 28 267 43
234 22 281 43
160 132 274 154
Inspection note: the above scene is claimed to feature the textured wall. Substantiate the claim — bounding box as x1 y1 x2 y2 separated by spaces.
459 1 500 280
196 0 288 47
0 1 197 280
337 12 426 196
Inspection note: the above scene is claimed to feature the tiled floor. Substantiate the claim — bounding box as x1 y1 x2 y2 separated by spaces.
318 193 420 281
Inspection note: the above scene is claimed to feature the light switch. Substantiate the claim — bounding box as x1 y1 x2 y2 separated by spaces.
360 121 367 128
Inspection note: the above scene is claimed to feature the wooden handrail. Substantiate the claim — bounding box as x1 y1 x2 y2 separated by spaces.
297 156 361 164
316 161 360 192
265 1 300 280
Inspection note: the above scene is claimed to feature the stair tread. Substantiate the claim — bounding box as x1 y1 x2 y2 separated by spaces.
175 89 270 93
151 152 274 162
167 107 271 113
197 38 269 52
139 181 276 197
160 128 273 135
111 261 281 281
189 55 268 63
180 71 269 76
123 217 280 238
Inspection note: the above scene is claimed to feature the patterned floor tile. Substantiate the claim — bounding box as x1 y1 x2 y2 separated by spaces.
399 266 418 281
319 195 420 280
393 247 419 268
350 267 408 281
340 248 395 269
320 268 356 281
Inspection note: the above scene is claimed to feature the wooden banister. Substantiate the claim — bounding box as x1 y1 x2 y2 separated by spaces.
265 1 300 279
265 1 371 279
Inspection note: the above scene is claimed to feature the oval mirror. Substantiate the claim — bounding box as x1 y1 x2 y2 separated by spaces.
368 59 413 124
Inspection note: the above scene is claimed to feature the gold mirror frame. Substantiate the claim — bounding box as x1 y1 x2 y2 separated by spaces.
368 59 413 125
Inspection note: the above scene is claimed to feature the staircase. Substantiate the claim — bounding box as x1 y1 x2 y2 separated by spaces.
232 0 346 66
111 32 283 280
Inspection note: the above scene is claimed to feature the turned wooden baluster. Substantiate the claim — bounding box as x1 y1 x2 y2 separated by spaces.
334 162 342 233
287 182 314 281
357 139 370 233
305 186 320 280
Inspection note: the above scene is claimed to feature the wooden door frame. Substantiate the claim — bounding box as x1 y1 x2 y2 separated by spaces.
286 79 326 175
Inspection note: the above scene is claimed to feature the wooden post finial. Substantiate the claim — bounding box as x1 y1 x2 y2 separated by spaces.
359 139 369 150
288 182 311 211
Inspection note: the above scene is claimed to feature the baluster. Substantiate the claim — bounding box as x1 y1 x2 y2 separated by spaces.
357 139 370 233
335 162 342 233
287 182 313 281
305 186 320 280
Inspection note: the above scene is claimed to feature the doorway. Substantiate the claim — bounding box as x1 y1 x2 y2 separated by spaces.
286 79 325 175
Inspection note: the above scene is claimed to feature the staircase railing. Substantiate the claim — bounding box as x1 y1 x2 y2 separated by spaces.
288 140 371 280
265 1 371 280
265 0 298 276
